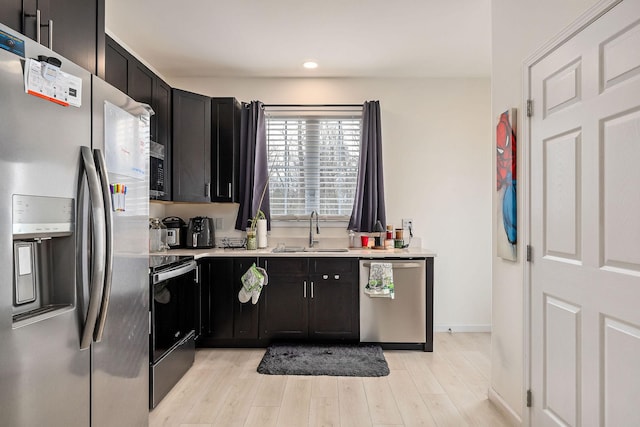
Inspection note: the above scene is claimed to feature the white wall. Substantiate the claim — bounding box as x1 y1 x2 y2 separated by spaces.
490 0 599 422
164 76 492 332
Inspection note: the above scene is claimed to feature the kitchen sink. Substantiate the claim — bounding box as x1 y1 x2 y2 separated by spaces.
303 247 349 252
271 246 305 253
271 246 349 253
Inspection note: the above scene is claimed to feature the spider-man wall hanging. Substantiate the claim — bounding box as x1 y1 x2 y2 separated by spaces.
496 109 517 261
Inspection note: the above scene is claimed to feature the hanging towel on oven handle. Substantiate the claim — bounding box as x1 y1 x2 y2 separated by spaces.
365 262 394 299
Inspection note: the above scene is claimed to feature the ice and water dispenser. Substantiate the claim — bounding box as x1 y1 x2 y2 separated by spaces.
12 194 76 325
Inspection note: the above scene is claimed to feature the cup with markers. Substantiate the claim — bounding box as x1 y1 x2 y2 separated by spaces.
110 183 127 212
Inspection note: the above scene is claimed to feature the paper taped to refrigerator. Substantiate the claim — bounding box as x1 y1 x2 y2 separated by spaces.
24 59 82 107
104 101 146 179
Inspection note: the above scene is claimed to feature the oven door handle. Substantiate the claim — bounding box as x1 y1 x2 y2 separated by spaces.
153 261 197 284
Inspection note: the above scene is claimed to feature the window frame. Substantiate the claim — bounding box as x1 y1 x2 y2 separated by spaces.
264 105 363 224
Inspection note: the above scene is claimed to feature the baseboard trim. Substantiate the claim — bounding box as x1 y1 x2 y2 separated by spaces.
434 324 492 333
488 387 523 426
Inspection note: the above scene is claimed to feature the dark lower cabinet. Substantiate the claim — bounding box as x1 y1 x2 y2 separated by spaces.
259 257 359 342
309 259 359 340
198 256 359 347
259 258 309 340
199 257 259 346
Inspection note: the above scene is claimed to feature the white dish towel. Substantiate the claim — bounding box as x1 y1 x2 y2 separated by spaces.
365 262 394 299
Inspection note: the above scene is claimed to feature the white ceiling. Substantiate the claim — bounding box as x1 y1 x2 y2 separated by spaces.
105 0 491 79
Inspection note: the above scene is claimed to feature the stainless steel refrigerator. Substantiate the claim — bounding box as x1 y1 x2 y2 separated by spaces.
0 23 150 426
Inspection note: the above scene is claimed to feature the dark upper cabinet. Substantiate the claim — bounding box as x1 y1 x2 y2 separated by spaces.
2 0 104 74
153 78 172 200
104 35 172 201
128 61 153 106
211 97 241 202
104 38 129 94
0 1 22 33
172 88 211 202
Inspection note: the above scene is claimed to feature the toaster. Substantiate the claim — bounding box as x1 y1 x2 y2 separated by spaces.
186 216 215 248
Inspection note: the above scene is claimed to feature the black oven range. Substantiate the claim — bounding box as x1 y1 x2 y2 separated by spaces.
149 255 198 409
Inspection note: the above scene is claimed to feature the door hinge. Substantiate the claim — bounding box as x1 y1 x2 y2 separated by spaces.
527 99 533 117
526 389 532 407
526 245 532 262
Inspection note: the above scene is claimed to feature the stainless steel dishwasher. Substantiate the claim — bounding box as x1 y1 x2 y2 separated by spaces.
359 259 427 350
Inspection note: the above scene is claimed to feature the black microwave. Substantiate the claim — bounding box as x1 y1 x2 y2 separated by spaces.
150 141 165 199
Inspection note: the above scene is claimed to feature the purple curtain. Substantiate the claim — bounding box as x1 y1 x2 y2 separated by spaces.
235 101 270 230
348 101 386 232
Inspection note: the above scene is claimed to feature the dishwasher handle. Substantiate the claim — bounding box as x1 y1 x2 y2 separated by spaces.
360 261 423 269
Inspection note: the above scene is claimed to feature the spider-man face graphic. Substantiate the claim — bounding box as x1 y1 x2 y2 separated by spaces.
496 111 516 190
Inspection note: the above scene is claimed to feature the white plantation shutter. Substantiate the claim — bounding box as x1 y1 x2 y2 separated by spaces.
265 106 362 219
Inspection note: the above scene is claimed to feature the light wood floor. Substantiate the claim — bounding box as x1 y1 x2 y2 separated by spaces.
149 333 513 427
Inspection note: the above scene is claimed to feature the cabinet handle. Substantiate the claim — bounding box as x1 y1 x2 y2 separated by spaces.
36 9 41 44
48 19 53 50
264 260 268 270
205 182 210 198
311 281 314 299
334 274 340 280
228 182 232 197
322 274 328 280
303 280 307 298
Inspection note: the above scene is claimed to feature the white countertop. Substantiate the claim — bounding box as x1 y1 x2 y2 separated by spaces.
162 246 436 259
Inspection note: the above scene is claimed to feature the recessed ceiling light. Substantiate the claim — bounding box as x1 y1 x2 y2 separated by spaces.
303 61 318 69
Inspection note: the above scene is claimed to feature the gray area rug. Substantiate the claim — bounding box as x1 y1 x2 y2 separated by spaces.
257 343 389 377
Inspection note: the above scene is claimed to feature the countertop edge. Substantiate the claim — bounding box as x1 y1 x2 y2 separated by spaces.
161 247 437 259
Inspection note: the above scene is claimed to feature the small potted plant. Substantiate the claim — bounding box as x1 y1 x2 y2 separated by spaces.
246 180 269 250
246 210 264 250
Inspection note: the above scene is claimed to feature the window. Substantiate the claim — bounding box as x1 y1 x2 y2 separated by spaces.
265 106 362 221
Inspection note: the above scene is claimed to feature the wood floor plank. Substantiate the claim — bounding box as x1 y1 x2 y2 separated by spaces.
312 376 338 397
421 393 467 427
211 376 260 427
183 366 238 424
400 351 445 395
387 370 438 426
338 377 372 427
243 406 280 427
276 376 313 427
362 377 403 425
383 350 408 371
253 374 287 407
309 396 340 427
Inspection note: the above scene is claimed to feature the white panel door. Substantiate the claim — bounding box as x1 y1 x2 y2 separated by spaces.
530 1 640 426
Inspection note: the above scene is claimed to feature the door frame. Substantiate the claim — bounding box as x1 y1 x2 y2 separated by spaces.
521 1 622 426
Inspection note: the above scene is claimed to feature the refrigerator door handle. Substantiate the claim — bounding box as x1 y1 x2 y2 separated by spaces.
93 149 113 342
79 146 107 350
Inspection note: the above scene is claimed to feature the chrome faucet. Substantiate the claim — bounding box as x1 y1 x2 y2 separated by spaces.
309 211 320 247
